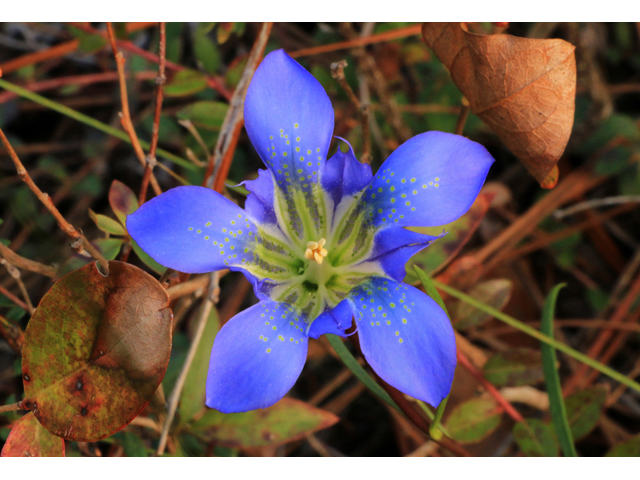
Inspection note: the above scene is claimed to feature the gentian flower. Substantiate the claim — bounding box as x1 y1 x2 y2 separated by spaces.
128 50 494 413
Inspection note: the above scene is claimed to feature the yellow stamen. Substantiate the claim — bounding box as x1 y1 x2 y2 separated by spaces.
306 238 327 264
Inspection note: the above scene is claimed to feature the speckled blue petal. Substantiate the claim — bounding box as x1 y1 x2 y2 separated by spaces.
127 186 257 274
345 276 456 406
243 168 276 225
206 301 309 413
361 132 494 227
244 50 333 190
369 228 444 282
321 138 372 207
307 299 353 339
244 49 334 192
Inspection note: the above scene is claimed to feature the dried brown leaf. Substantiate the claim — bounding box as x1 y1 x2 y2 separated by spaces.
422 22 576 187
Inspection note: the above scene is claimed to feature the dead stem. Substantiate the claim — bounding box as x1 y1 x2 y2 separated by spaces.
330 59 371 163
0 241 56 277
139 22 166 205
204 22 273 191
0 127 110 275
106 22 162 198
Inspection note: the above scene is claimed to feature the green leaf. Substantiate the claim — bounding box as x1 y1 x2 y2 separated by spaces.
192 398 339 448
606 434 640 457
565 385 607 441
483 348 543 387
88 209 125 236
114 431 152 457
325 334 400 412
1 412 65 457
405 193 491 281
193 28 221 75
179 305 220 425
445 397 502 444
177 101 229 131
131 238 167 275
67 25 107 54
513 419 559 457
108 180 139 228
165 70 208 97
21 261 172 442
540 284 577 456
452 279 513 330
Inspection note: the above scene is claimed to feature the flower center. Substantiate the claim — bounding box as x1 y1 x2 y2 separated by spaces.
304 238 328 264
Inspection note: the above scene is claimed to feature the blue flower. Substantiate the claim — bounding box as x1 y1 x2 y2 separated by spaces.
127 49 494 413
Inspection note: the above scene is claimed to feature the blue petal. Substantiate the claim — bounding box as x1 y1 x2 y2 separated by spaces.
127 186 257 274
321 138 372 207
243 168 276 225
361 132 494 227
369 228 445 282
307 299 353 339
206 301 309 413
244 49 334 192
345 276 456 406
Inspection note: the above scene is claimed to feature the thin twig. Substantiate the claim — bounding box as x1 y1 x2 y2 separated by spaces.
290 24 422 58
106 22 162 198
178 119 211 159
1 260 34 314
139 22 166 205
456 349 525 423
0 127 110 275
0 314 24 353
157 271 219 455
204 22 273 190
330 59 371 163
0 71 157 105
0 284 29 311
0 242 56 277
69 22 231 102
553 195 640 219
454 97 470 136
0 402 23 413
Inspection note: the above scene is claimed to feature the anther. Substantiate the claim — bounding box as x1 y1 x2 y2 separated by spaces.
305 238 328 264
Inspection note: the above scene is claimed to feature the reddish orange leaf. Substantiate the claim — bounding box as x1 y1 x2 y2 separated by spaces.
422 23 576 186
21 261 172 442
109 180 139 228
1 412 64 457
192 398 339 448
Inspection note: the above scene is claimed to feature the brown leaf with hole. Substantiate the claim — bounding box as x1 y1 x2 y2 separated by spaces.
422 23 576 187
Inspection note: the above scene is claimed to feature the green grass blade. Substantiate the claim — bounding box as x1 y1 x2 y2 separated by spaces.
541 284 578 457
433 279 640 394
325 334 400 412
413 265 449 315
0 78 196 171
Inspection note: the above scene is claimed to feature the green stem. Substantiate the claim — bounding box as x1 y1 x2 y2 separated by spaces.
325 334 400 412
429 394 449 441
541 284 578 457
433 279 640 394
0 78 196 171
